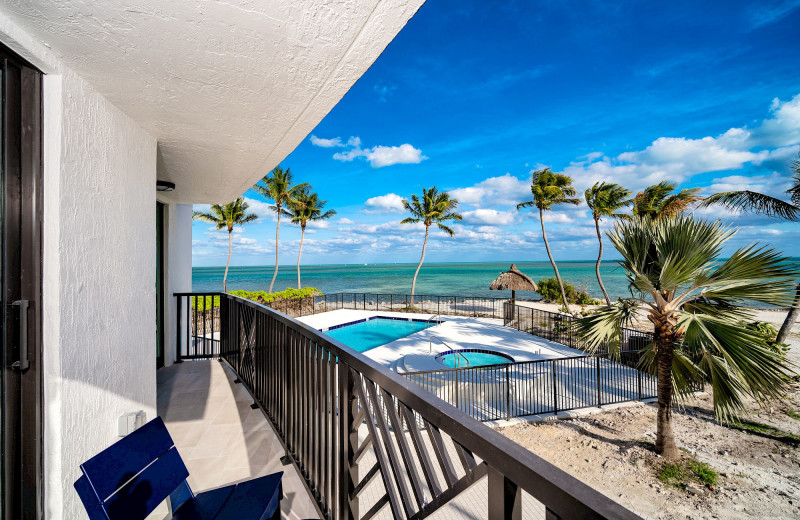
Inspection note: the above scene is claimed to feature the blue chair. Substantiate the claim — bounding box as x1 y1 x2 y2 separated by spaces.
74 417 283 520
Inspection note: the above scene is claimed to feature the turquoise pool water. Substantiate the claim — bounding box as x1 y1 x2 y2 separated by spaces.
323 317 433 353
437 350 514 368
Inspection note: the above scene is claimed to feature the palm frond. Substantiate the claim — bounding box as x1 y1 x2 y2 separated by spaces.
575 300 641 357
699 191 799 221
437 223 455 237
678 312 795 421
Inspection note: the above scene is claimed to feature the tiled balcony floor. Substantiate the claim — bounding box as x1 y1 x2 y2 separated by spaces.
156 360 320 519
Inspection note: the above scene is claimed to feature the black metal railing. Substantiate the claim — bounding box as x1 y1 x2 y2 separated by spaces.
175 293 222 359
504 301 654 355
403 351 656 422
174 292 640 520
234 292 511 319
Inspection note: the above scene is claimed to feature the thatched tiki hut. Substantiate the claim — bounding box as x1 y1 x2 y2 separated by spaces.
489 264 538 307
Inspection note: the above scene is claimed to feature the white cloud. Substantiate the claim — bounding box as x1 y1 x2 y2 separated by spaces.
450 173 530 207
462 208 516 226
366 144 426 167
364 193 406 213
542 212 576 224
561 94 800 193
310 135 344 148
242 197 276 221
330 137 426 168
306 220 331 229
338 217 356 225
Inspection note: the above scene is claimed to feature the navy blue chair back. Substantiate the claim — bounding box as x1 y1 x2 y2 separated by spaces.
74 417 193 520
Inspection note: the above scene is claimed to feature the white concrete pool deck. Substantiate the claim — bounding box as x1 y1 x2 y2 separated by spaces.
297 309 584 372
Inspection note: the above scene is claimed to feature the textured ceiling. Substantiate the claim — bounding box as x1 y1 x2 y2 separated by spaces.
1 0 424 202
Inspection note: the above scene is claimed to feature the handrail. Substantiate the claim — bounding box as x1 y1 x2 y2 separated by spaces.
425 314 443 327
428 336 470 367
177 291 640 519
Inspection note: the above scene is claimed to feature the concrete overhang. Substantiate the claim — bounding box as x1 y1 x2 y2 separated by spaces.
0 0 424 203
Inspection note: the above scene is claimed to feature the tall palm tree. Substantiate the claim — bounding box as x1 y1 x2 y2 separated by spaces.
585 182 633 305
287 188 336 289
516 168 581 310
576 216 798 460
253 166 309 292
401 187 462 304
632 180 703 219
700 151 800 344
192 198 258 292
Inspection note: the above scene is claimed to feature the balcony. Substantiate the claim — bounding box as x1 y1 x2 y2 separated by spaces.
169 292 641 519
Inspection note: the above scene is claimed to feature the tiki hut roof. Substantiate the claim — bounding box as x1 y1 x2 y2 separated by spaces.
489 264 538 292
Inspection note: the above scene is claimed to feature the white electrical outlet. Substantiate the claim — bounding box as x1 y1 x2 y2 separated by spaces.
118 411 147 437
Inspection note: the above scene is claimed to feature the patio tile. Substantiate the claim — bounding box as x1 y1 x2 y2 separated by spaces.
157 360 320 519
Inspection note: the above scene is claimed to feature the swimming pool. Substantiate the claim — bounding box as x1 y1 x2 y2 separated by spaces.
322 317 436 353
436 349 514 368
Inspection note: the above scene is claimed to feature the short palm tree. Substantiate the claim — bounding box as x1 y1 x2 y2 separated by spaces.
401 187 462 304
253 166 309 293
192 198 258 292
576 216 798 459
700 151 800 343
632 180 703 219
287 188 336 289
516 168 581 310
585 182 633 305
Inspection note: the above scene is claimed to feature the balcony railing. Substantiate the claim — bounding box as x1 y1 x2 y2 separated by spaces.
175 292 640 519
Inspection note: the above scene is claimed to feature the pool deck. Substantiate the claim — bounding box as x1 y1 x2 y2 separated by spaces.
297 309 583 373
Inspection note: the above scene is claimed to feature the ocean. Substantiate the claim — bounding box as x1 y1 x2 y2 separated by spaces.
192 261 634 300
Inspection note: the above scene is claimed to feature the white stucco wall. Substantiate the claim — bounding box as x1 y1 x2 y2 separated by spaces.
1 14 159 519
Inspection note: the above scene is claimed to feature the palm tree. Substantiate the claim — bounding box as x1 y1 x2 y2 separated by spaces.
401 187 462 304
516 168 581 310
287 188 336 289
585 182 633 305
192 198 258 292
632 180 703 219
576 216 798 459
700 151 800 344
253 166 309 293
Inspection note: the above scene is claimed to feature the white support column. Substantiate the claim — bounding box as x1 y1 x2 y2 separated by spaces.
164 202 193 366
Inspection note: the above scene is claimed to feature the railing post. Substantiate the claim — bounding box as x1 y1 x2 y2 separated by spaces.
175 295 183 363
455 369 460 410
338 364 358 520
552 360 558 414
505 364 511 420
637 366 642 400
487 467 521 520
596 356 602 407
437 296 440 315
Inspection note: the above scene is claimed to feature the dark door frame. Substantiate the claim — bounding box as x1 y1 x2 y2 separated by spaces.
156 202 165 369
1 41 44 519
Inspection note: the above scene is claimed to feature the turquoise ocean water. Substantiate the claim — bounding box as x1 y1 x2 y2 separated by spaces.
192 261 634 300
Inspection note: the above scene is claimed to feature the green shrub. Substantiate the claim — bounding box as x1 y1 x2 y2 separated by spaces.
536 277 602 306
191 287 321 309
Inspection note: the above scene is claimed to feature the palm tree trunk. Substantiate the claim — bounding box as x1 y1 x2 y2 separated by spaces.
269 209 281 293
297 226 305 290
540 207 570 311
653 313 680 460
410 226 429 306
594 216 611 305
224 229 232 293
777 283 800 344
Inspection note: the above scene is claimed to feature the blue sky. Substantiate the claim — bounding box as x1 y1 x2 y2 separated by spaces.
193 0 800 267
